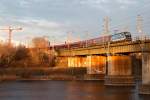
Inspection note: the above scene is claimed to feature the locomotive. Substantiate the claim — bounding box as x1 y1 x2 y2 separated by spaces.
54 32 132 50
111 32 131 42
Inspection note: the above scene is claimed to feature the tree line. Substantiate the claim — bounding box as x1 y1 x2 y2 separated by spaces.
0 37 55 68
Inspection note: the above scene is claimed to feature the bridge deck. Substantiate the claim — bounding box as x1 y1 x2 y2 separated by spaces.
57 40 150 56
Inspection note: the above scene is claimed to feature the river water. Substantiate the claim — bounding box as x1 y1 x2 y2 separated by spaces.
0 81 149 100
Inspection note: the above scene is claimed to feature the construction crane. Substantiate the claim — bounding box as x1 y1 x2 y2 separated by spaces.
0 26 22 46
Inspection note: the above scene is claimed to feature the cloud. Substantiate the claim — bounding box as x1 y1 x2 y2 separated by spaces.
19 0 31 8
79 0 110 13
16 18 69 44
0 17 70 45
115 0 138 5
17 18 64 29
79 0 138 5
79 0 139 11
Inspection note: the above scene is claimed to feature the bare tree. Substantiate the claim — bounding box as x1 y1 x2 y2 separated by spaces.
32 37 49 48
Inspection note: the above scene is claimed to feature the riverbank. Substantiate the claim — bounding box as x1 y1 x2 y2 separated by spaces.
0 74 105 81
0 67 105 81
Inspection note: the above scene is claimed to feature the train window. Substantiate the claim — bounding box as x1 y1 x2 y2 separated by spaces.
124 32 131 36
124 32 131 38
111 33 126 41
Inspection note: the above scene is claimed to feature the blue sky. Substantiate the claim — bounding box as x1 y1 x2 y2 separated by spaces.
0 0 150 45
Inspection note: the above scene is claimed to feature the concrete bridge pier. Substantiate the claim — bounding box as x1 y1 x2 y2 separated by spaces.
86 55 106 74
139 53 150 94
131 53 142 81
55 56 68 67
105 55 135 86
68 56 87 67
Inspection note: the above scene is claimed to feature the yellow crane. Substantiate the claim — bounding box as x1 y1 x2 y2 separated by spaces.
0 26 22 46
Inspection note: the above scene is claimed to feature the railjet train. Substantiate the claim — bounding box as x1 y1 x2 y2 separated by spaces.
54 32 132 49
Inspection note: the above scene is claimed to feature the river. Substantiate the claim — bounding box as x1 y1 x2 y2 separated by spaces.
0 81 149 100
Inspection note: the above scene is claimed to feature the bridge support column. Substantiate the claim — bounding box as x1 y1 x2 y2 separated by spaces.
68 56 87 67
131 53 142 81
86 56 92 74
139 53 150 94
105 55 135 86
86 55 106 74
68 56 77 67
55 56 68 67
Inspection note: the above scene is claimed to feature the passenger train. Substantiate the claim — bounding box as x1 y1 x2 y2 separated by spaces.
53 32 132 50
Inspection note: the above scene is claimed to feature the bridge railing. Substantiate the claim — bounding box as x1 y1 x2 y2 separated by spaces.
132 35 150 42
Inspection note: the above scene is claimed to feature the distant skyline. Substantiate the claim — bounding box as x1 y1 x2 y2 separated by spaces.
0 0 150 45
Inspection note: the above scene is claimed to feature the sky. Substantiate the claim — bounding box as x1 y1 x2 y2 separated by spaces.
0 0 150 45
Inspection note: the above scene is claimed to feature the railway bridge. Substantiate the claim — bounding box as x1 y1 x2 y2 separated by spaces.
54 38 150 94
58 40 150 56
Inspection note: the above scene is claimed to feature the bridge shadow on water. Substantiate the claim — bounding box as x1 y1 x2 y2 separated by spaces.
0 81 149 100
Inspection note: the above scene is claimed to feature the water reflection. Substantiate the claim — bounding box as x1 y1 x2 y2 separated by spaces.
0 81 149 100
